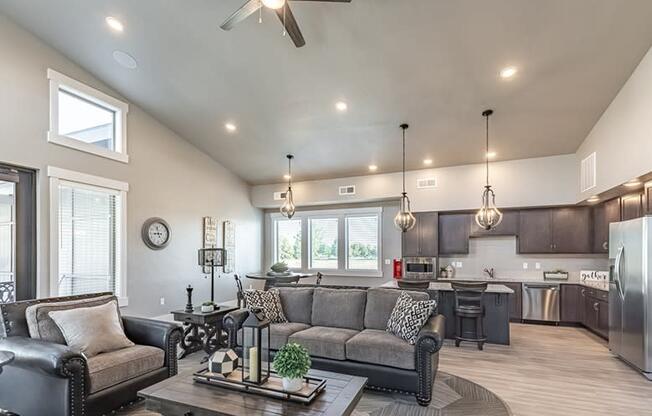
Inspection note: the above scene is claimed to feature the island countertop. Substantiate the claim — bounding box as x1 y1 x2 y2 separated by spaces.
435 277 609 292
380 280 514 294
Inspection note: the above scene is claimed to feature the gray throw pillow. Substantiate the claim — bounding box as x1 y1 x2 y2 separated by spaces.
243 289 287 323
48 300 135 357
386 291 437 345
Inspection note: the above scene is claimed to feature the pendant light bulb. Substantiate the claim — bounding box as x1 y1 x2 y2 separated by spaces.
280 154 296 219
475 110 503 230
394 124 416 232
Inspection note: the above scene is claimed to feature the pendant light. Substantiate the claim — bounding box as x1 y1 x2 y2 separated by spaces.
280 154 296 219
394 124 416 232
475 109 503 230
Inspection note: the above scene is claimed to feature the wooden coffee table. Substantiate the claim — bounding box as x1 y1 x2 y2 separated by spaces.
138 366 366 416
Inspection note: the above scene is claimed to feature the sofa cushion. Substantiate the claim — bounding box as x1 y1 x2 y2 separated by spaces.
87 345 164 394
346 329 415 370
289 326 358 360
364 288 429 330
238 322 310 350
311 288 367 330
277 287 314 324
243 289 287 323
386 292 436 345
25 294 115 344
49 300 135 357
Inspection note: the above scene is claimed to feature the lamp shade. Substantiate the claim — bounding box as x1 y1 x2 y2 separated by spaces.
198 248 225 267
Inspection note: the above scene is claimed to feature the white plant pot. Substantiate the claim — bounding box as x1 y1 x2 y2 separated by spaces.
282 377 303 392
201 305 214 313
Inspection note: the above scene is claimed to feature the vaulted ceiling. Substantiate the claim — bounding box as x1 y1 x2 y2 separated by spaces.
2 0 652 184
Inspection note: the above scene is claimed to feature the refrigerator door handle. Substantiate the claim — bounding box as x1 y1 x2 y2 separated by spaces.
614 245 625 300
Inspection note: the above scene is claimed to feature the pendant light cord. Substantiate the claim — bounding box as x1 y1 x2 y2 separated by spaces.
288 155 292 188
485 113 489 187
402 126 406 194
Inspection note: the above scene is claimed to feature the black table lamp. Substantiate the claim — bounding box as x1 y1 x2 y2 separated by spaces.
198 248 225 302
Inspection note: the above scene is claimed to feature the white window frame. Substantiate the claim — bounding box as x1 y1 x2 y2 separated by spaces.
270 207 383 277
48 167 129 306
47 69 129 163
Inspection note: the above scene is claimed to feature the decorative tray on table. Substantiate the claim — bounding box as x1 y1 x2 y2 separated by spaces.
193 368 327 404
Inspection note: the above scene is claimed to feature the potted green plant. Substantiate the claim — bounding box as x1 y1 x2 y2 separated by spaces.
201 301 215 313
273 343 311 392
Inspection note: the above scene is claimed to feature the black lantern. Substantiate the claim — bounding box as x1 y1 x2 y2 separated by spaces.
241 308 270 385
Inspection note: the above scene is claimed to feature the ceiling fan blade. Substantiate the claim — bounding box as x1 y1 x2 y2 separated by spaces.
220 0 262 31
275 3 306 48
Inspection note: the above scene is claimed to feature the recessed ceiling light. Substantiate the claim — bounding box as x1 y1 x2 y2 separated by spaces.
500 66 517 79
261 0 286 9
423 159 433 165
335 101 348 112
112 50 137 69
225 122 237 132
486 151 497 159
368 165 378 172
105 16 124 33
587 196 600 203
624 179 642 187
283 174 291 180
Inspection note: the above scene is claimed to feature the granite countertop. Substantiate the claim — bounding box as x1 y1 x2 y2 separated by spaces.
437 277 609 292
380 280 514 294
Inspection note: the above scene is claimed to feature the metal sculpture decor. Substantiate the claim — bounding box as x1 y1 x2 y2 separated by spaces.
475 109 504 230
280 154 296 219
394 124 417 232
208 348 239 376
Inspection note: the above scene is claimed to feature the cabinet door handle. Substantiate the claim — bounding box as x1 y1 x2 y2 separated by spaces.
581 289 586 296
603 241 608 250
593 302 599 311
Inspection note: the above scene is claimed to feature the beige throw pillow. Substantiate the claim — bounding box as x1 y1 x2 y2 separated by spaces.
48 300 134 357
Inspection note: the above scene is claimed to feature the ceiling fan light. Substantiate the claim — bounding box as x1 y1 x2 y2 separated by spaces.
261 0 286 9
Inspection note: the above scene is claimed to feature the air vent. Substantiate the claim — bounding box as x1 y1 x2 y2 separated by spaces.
581 152 597 192
273 191 287 201
417 177 437 189
339 185 356 196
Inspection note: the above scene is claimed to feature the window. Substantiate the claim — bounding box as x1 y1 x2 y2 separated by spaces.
49 167 128 305
271 207 382 276
0 181 16 286
47 69 129 163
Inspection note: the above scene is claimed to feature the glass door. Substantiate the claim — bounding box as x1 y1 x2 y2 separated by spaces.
0 173 17 303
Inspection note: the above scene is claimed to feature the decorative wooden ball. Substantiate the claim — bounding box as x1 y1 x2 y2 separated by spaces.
208 348 239 376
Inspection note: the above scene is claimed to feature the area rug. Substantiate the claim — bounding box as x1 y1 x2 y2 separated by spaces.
352 372 512 416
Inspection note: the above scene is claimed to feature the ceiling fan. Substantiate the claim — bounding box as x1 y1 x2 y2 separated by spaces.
220 0 351 48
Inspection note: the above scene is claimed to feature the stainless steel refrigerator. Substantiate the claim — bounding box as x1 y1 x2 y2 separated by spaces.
609 215 652 379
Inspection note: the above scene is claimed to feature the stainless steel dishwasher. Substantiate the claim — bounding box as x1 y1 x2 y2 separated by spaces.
522 283 560 322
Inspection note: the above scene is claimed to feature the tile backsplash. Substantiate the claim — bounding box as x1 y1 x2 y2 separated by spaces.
440 236 609 282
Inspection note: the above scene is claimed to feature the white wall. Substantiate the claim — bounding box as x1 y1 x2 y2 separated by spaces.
0 14 262 316
576 46 652 199
252 154 578 211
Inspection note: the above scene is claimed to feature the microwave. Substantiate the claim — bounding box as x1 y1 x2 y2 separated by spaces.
403 257 437 280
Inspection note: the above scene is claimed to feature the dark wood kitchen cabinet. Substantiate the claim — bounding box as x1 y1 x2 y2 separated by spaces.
402 212 439 257
593 198 622 253
518 207 592 254
561 284 582 323
501 282 522 322
469 210 519 237
621 193 644 221
580 287 609 339
438 213 471 255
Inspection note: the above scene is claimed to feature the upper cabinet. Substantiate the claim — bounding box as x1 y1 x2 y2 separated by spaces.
469 210 519 237
402 212 438 257
518 207 592 254
438 213 471 255
592 198 621 253
621 193 645 221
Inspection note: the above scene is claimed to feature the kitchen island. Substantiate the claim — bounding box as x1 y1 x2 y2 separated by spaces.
381 280 513 345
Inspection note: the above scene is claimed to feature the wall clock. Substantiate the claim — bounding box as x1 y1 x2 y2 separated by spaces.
142 217 171 250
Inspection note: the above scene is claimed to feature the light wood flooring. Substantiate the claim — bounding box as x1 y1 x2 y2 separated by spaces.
438 323 652 416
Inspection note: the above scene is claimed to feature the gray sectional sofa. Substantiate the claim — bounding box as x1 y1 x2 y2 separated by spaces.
223 286 445 406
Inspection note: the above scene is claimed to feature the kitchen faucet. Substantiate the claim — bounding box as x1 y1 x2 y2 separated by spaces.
484 268 495 279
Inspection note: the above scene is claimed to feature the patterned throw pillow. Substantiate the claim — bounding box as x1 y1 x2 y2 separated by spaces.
243 289 288 323
386 291 437 345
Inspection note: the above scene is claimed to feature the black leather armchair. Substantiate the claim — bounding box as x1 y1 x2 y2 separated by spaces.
0 294 182 416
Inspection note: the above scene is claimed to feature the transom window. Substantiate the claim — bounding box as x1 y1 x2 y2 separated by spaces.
271 207 382 276
47 69 129 163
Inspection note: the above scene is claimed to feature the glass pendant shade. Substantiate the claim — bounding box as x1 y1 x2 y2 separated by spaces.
280 187 295 219
394 192 416 232
475 186 503 230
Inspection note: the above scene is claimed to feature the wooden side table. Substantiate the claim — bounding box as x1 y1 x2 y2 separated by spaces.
171 305 238 360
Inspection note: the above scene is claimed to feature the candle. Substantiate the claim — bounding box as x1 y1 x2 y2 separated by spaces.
249 346 258 383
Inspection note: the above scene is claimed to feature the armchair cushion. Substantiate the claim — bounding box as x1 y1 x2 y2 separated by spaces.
346 329 415 370
87 345 164 394
25 294 115 344
49 300 134 357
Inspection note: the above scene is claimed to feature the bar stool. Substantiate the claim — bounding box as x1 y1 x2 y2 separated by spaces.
452 282 488 350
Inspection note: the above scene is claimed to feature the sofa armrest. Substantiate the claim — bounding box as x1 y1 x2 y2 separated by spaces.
414 314 445 406
223 309 249 348
122 316 182 376
0 336 86 378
